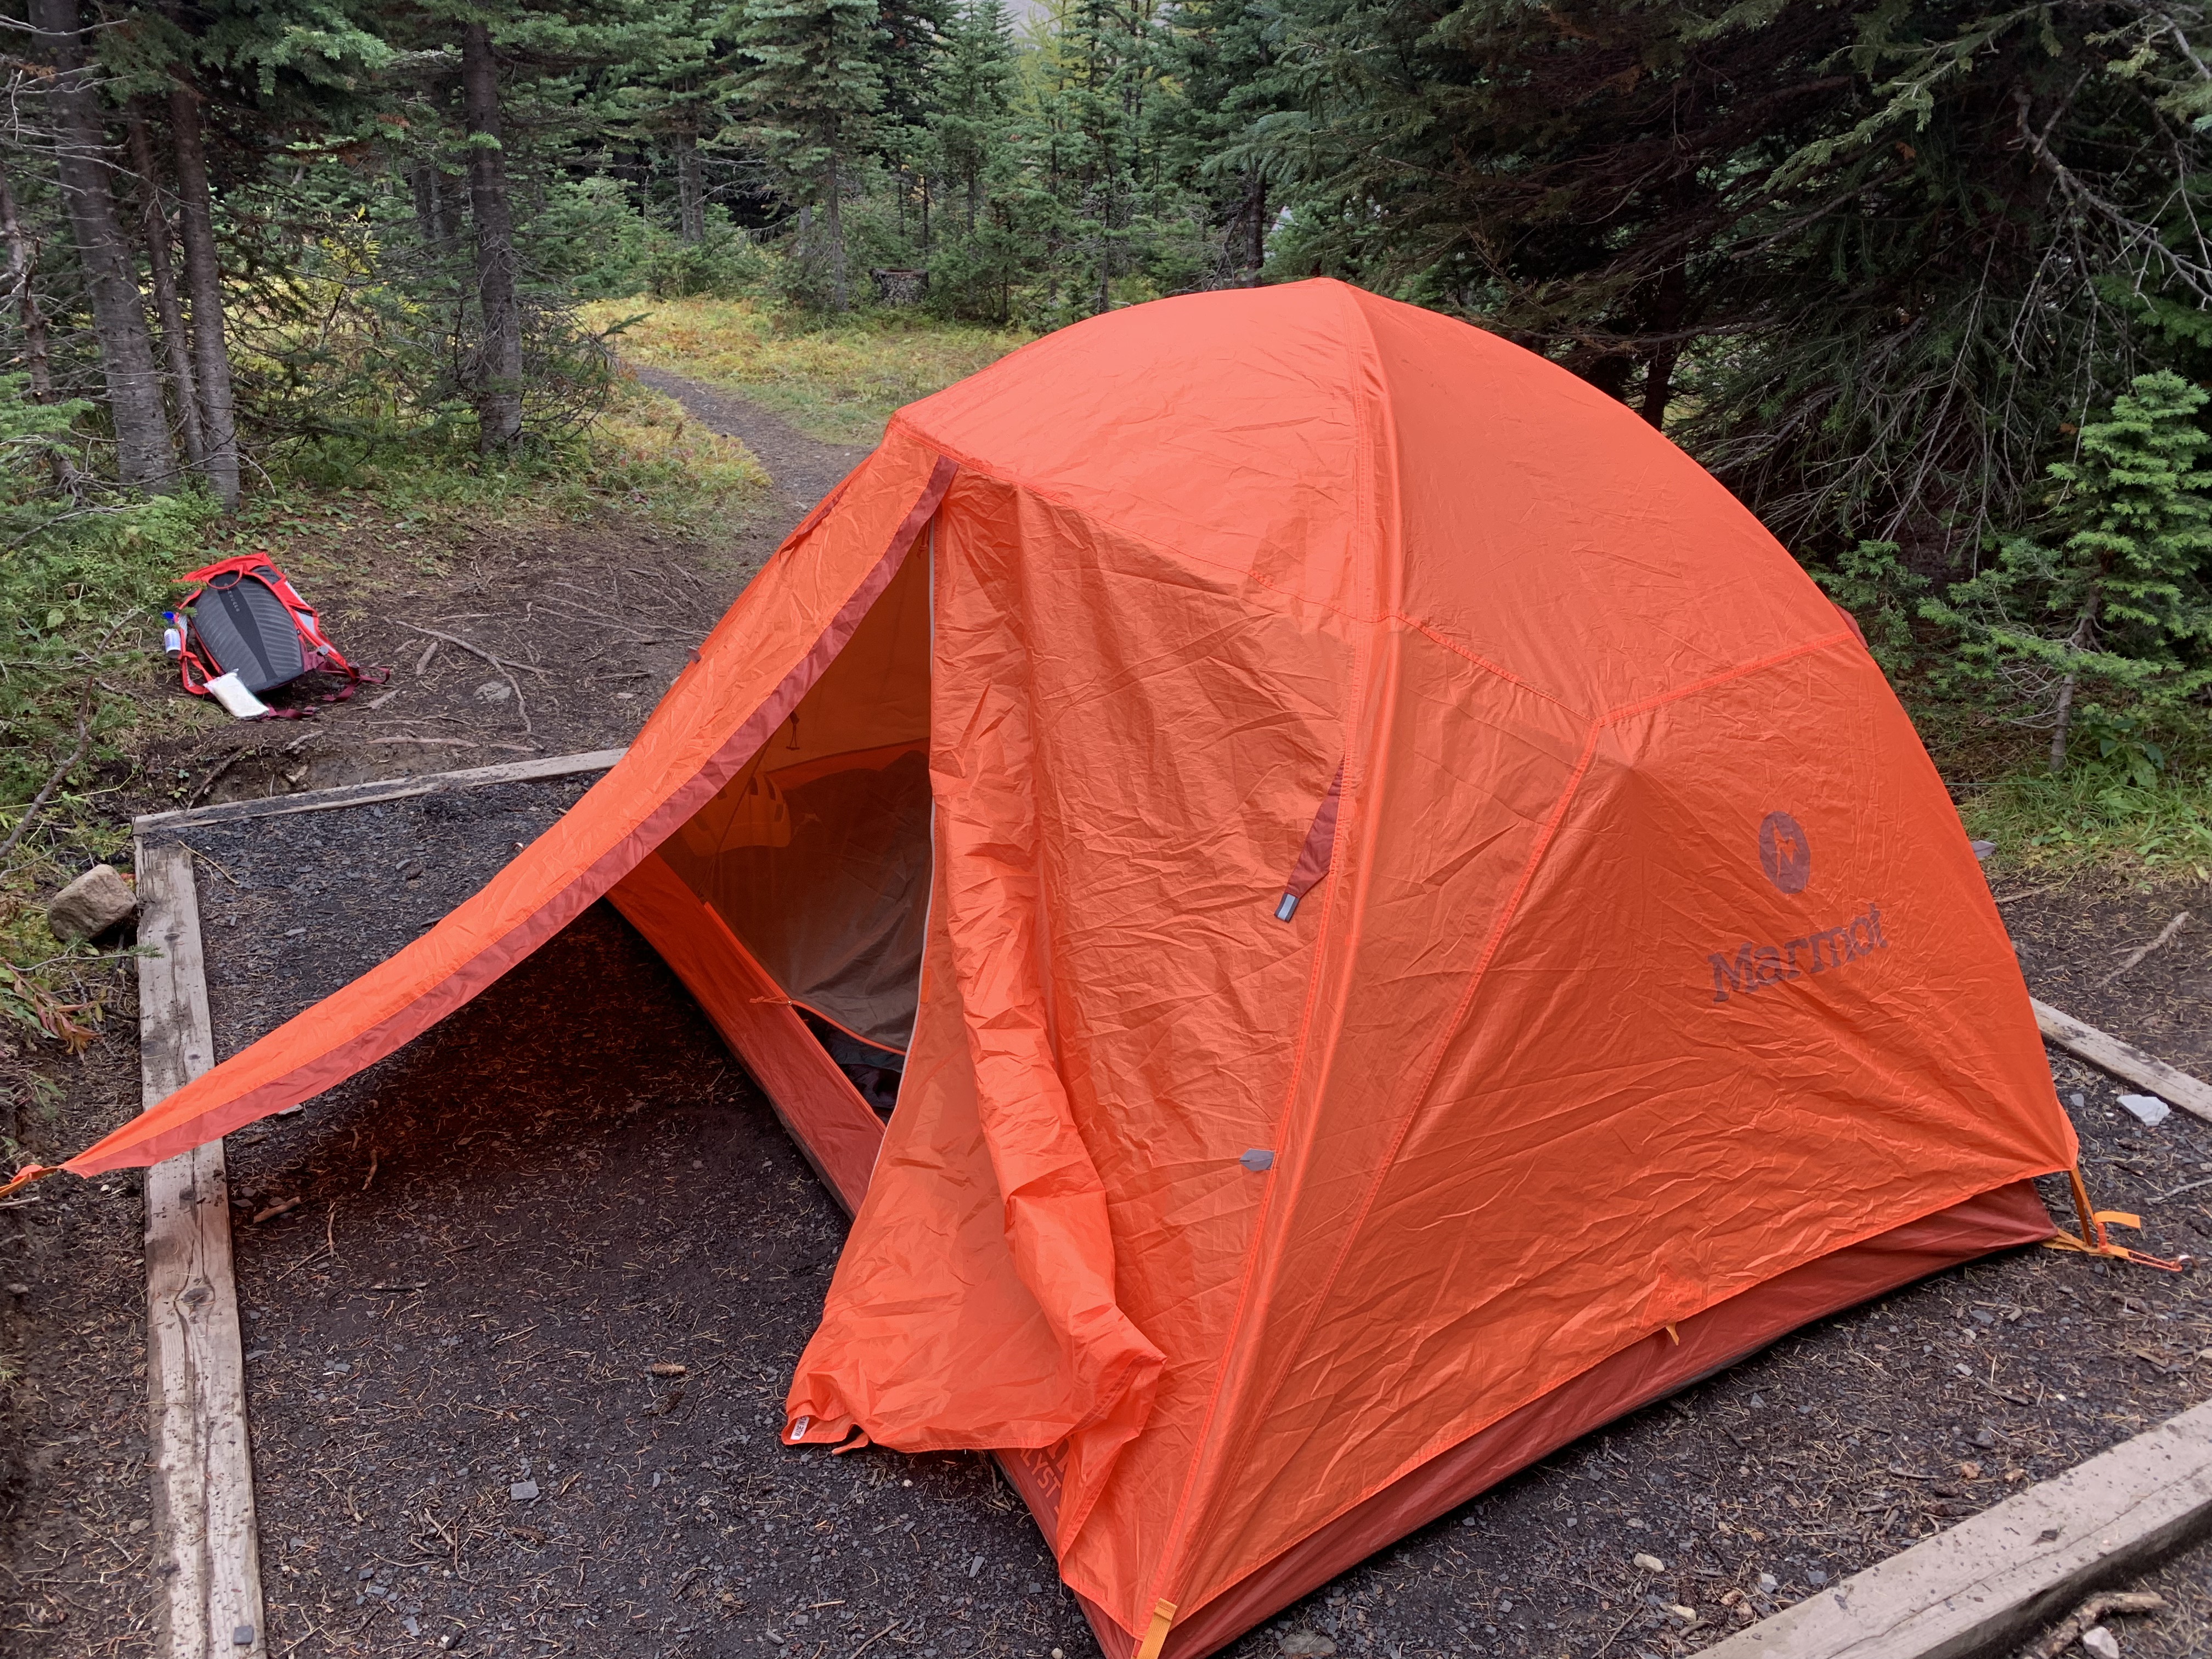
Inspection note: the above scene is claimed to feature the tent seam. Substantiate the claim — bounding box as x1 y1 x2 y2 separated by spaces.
1595 628 1859 729
1123 286 1398 1626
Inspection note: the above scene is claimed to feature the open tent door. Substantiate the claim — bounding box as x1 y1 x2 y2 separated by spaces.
608 536 935 1214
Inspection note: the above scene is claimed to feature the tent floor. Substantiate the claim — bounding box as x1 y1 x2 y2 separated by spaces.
8 775 2208 1658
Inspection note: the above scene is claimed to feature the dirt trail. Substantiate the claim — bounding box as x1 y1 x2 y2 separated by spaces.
629 366 872 518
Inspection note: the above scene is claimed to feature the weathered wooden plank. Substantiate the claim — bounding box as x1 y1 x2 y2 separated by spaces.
1697 1397 2212 1659
2032 998 2212 1125
139 842 264 1659
134 746 627 833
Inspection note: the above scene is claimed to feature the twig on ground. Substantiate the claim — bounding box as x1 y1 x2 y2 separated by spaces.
2015 1590 2165 1659
391 623 548 675
414 638 440 678
187 746 249 808
2101 912 2189 986
188 846 241 887
391 623 537 735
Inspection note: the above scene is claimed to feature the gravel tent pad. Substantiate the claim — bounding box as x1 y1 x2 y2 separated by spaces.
129 777 2212 1659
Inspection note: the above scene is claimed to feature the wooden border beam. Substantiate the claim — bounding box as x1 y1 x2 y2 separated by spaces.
2032 999 2212 1125
138 840 265 1658
1699 1396 2212 1659
135 747 627 835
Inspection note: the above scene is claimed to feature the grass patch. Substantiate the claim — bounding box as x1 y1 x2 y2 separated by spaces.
258 379 769 545
580 296 1031 444
1958 768 2212 877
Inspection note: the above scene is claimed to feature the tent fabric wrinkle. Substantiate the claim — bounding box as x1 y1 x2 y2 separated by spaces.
53 279 2076 1659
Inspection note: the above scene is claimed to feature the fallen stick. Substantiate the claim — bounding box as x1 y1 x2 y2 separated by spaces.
2032 1000 2212 1125
2101 911 2189 987
134 748 623 833
390 622 548 675
2014 1590 2166 1659
0 690 93 861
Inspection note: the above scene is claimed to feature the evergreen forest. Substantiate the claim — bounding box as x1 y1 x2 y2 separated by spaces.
4 0 2212 865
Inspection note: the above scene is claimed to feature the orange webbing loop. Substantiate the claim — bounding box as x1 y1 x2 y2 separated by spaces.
2045 1166 2187 1272
0 1164 58 1201
1134 1599 1177 1659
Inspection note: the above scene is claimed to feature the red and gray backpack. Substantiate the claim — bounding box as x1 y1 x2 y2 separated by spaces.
173 555 386 716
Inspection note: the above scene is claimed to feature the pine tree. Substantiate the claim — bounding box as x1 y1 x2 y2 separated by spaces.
729 0 884 311
1926 373 2212 771
1158 0 1282 286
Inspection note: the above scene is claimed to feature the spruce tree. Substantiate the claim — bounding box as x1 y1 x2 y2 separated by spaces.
1926 373 2212 771
729 0 884 311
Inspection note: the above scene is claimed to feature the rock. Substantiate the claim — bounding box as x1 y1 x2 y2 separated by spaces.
1280 1634 1336 1658
47 864 134 941
1757 1573 1779 1592
2080 1625 2121 1659
474 679 513 703
510 1479 539 1502
1634 1553 1666 1573
1667 1604 1700 1626
1968 839 1996 860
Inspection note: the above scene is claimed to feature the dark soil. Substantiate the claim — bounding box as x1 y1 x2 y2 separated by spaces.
0 376 869 1659
2002 872 2211 1076
3 377 2208 1659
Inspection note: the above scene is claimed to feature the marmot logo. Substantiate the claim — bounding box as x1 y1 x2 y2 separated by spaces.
1710 906 1889 1003
1759 811 1812 894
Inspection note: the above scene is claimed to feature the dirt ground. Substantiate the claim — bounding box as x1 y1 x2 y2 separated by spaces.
2 376 2209 1659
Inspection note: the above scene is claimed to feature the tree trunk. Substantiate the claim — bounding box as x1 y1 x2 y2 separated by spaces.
410 162 441 248
2048 596 2102 772
0 158 59 405
461 20 523 452
0 156 77 486
166 80 241 510
675 131 704 242
1245 172 1266 284
1639 255 1689 430
31 0 177 490
2048 672 2078 773
823 146 848 313
127 104 207 475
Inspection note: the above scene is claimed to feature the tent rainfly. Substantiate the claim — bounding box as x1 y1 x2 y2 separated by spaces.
38 280 2081 1659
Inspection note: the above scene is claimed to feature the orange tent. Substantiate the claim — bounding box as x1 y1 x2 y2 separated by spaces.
58 279 2076 1658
